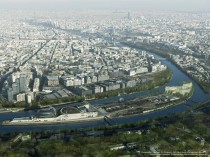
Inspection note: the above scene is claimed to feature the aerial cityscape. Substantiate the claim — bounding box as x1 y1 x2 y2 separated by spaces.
0 0 210 156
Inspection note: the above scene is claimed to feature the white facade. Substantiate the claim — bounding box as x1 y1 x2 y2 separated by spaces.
33 78 40 92
16 93 26 102
26 94 32 104
74 78 82 86
129 70 136 76
65 79 74 87
10 112 99 124
57 112 98 121
136 67 148 74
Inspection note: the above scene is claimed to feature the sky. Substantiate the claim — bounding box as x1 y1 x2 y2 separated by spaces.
0 0 209 12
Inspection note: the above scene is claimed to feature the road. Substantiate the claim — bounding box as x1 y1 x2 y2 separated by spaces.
0 33 57 94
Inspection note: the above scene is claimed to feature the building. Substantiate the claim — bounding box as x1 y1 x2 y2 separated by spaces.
165 82 193 96
88 85 103 94
47 76 59 87
107 82 121 91
136 67 148 74
97 83 109 92
27 92 34 101
7 88 13 102
128 12 131 20
65 79 74 87
97 75 110 82
120 82 126 89
33 78 40 92
26 94 32 104
8 105 100 125
58 105 98 120
74 78 82 86
37 107 57 118
60 76 75 87
19 75 27 92
152 64 167 73
77 76 85 85
84 76 92 84
126 80 136 88
12 83 19 95
91 75 98 83
16 93 26 102
73 86 93 97
11 73 20 83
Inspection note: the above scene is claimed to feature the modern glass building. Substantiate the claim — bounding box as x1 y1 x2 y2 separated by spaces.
37 107 57 118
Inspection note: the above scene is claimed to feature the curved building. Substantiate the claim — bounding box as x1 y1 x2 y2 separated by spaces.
37 107 57 118
60 107 80 115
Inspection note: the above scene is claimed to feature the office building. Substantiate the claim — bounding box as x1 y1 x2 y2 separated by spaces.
33 78 40 92
19 75 27 92
7 88 13 102
16 93 26 102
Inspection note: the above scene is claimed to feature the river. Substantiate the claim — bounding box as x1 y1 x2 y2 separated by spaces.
0 49 209 133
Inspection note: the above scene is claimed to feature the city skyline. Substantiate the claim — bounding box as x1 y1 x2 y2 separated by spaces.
0 1 210 155
0 0 210 12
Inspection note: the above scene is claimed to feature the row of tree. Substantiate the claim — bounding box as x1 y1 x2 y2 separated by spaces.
86 68 172 100
1 68 172 109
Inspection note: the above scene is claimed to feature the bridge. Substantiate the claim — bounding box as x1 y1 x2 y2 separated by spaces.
104 116 113 126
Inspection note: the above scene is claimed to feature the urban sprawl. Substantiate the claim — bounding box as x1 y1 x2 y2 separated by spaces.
0 10 209 105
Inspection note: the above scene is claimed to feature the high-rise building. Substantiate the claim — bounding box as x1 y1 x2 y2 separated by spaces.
26 94 32 104
7 88 13 102
19 74 27 92
27 92 34 101
47 75 59 87
128 12 131 20
16 93 26 102
33 78 40 92
12 73 20 83
12 83 19 95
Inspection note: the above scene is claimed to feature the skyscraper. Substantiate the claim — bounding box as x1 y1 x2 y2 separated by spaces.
19 74 27 93
26 94 32 104
128 12 131 20
16 93 26 102
7 88 13 102
33 78 40 92
12 82 19 95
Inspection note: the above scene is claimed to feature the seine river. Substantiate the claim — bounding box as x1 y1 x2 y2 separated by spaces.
0 51 209 133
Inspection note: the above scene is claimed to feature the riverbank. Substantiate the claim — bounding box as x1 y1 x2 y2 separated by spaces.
1 98 186 127
0 68 172 113
2 87 193 127
109 95 189 121
0 108 24 113
122 41 210 93
2 116 104 126
0 43 209 133
0 105 209 157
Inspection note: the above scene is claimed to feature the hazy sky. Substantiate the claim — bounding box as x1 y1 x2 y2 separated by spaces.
0 0 209 12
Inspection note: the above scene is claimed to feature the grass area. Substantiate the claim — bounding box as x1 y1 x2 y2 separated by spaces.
1 68 172 109
88 68 172 100
125 41 210 93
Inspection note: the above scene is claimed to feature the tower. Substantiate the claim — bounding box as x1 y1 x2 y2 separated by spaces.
128 12 131 20
7 88 13 102
33 78 40 92
12 83 19 95
19 74 27 92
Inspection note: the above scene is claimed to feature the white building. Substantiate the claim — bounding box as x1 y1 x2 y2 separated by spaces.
26 94 32 104
16 93 26 102
33 78 40 92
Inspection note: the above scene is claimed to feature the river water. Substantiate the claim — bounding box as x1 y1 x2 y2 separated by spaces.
0 51 209 133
